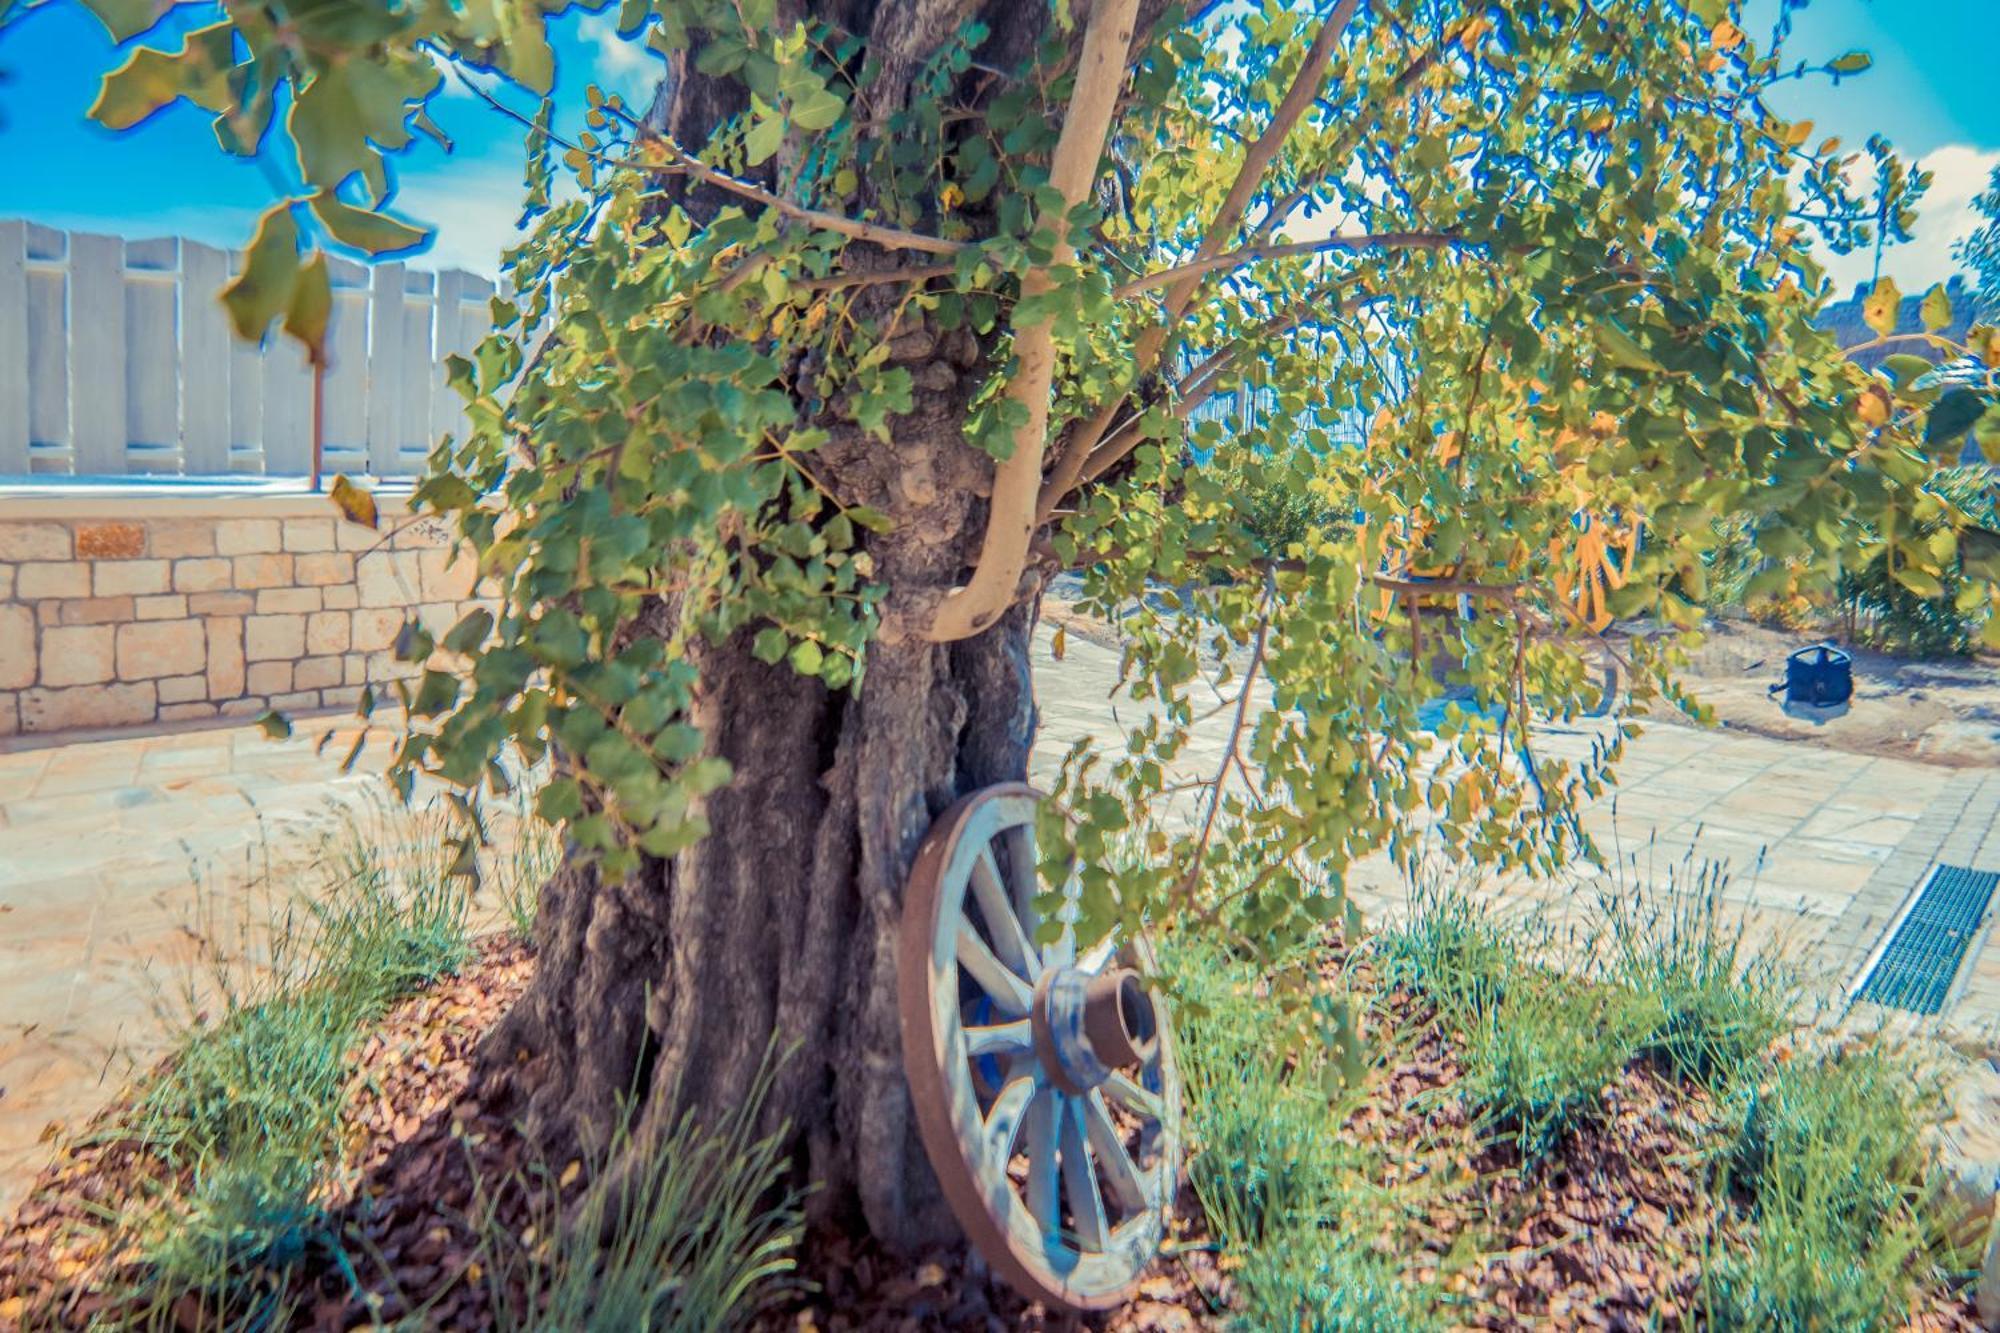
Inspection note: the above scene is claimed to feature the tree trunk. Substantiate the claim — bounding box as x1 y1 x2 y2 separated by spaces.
476 0 1178 1256
484 585 1037 1250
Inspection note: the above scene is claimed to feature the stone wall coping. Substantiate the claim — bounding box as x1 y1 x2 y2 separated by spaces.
0 480 416 521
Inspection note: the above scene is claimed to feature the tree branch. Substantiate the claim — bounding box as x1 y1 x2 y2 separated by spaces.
1113 230 1461 298
640 131 969 256
920 0 1143 642
444 61 968 258
1034 0 1363 523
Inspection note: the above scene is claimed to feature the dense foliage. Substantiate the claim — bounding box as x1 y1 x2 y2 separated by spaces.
71 0 2000 966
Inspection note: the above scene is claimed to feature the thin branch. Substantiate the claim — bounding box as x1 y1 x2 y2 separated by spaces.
1160 0 1362 320
641 131 969 256
1113 230 1460 297
1248 18 1478 245
1036 2 1362 518
791 263 957 292
446 59 966 258
1175 568 1277 906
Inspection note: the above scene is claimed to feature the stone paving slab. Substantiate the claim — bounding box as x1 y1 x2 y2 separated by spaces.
0 623 1993 1216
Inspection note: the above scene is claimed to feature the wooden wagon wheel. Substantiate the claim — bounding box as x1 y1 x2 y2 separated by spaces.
897 783 1183 1313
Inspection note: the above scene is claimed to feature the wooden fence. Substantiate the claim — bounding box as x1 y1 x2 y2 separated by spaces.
0 219 495 479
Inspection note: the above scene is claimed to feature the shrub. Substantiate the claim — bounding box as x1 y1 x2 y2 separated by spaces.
1166 933 1451 1328
1372 884 1517 1024
1707 1047 1962 1329
1460 975 1640 1162
1588 858 1793 1090
30 802 474 1329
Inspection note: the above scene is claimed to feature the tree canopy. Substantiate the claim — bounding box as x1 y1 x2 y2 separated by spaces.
72 0 2000 962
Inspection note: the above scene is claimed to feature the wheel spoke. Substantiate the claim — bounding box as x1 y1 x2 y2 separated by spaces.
957 920 1033 1016
1103 1070 1163 1121
1023 1085 1060 1240
1060 1093 1110 1251
1084 1091 1151 1214
971 846 1040 979
984 1071 1038 1160
964 1018 1032 1058
1002 822 1042 935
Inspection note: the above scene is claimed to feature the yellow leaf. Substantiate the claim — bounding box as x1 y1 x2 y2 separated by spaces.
330 473 378 529
1857 384 1891 427
1783 118 1813 148
1863 276 1902 338
1710 19 1745 51
559 1159 582 1188
1051 624 1067 660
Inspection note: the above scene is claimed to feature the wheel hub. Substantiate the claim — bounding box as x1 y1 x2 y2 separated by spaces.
1032 965 1160 1095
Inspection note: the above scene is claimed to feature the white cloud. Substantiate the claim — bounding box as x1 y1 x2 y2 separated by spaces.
1814 143 1996 298
392 157 534 277
577 11 665 106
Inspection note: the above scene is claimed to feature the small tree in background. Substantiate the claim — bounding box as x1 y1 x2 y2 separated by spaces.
66 0 2000 1254
1961 165 2000 319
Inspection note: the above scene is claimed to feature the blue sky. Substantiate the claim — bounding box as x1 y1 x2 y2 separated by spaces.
0 0 1994 288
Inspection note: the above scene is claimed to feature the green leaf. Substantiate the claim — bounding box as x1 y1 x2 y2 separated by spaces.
88 23 232 129
80 0 170 41
1925 389 1988 449
1882 354 1935 389
1890 564 1943 599
1593 323 1663 373
412 669 460 717
219 202 301 342
394 619 435 662
536 777 585 822
744 111 785 166
1920 283 1953 333
443 608 495 655
307 190 428 256
789 639 824 676
253 709 292 740
791 85 845 131
752 627 789 664
281 251 332 361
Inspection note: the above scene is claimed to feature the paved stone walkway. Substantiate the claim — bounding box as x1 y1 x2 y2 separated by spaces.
0 624 1995 1215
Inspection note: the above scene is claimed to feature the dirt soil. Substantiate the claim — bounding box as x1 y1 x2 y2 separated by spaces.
1044 593 2000 768
1664 616 2000 767
0 938 1983 1332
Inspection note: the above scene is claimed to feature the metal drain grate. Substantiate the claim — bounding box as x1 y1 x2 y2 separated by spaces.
1856 864 2000 1014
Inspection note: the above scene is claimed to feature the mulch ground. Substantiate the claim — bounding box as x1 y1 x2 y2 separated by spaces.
0 939 1984 1331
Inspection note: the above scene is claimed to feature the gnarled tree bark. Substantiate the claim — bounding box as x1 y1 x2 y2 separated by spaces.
475 0 1152 1249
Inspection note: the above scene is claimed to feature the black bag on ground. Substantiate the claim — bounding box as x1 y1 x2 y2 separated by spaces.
1769 643 1853 708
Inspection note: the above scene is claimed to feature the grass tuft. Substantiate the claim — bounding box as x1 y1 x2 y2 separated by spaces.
475 1053 805 1331
1167 933 1451 1331
1588 855 1793 1090
1706 1045 1967 1328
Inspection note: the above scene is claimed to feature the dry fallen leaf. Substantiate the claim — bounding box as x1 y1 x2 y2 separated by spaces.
330 472 379 530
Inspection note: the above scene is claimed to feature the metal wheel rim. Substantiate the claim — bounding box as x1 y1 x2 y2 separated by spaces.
897 783 1183 1312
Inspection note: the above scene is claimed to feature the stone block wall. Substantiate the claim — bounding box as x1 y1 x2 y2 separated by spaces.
0 493 492 737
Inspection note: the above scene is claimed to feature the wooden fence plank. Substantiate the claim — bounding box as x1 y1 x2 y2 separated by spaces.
124 236 180 472
365 260 406 477
322 256 369 474
0 220 28 472
24 226 66 465
68 232 128 474
179 240 231 474
398 267 435 467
